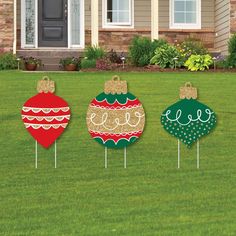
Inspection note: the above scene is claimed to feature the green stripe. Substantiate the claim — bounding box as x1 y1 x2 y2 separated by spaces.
95 92 136 105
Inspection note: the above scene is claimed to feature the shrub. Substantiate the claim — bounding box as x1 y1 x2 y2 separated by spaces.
178 38 208 58
0 53 18 70
184 54 213 71
226 34 236 68
150 44 182 68
96 59 111 70
129 36 167 67
81 58 96 69
84 46 106 60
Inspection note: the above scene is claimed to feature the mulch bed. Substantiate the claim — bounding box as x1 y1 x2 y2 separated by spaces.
81 64 236 73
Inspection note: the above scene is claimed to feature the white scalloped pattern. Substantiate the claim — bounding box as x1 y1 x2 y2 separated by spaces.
22 115 70 122
22 106 70 114
24 123 68 130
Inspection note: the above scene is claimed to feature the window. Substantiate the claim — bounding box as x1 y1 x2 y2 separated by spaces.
103 0 133 27
170 0 201 29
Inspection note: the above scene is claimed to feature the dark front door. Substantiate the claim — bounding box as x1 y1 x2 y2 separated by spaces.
38 0 67 47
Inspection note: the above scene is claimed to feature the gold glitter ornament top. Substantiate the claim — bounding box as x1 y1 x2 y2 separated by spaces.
179 82 197 100
37 76 55 93
104 75 128 95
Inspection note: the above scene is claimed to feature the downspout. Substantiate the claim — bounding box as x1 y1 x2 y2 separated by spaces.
13 0 17 54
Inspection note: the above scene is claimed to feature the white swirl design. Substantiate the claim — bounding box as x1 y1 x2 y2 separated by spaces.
162 109 214 126
22 106 70 114
87 112 145 131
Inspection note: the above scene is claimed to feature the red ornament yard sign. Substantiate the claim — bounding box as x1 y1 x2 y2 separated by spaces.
21 77 71 168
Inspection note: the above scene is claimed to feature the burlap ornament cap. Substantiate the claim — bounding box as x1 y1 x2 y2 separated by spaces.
179 82 197 99
104 75 128 95
37 76 55 93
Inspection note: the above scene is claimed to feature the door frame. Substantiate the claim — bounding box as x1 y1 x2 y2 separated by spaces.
21 0 84 49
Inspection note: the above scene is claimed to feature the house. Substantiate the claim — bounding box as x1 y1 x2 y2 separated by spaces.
0 0 235 69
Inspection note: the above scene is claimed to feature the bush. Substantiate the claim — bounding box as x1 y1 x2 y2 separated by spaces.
96 59 111 70
150 44 182 68
81 58 96 69
0 53 18 70
84 46 106 60
129 36 167 67
226 34 236 68
184 54 213 71
178 38 208 57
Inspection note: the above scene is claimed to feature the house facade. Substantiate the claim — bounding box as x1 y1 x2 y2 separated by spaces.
0 0 235 57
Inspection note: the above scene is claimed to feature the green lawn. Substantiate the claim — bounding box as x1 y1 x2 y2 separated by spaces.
0 71 235 236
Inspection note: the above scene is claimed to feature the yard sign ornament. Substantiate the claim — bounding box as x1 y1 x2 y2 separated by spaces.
86 75 145 168
161 82 217 168
21 76 71 168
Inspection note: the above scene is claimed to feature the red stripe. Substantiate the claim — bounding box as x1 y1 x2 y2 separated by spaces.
89 131 143 143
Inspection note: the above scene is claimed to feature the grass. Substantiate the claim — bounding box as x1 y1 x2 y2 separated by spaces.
0 71 235 235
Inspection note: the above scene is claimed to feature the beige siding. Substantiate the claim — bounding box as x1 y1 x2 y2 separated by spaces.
17 0 21 28
215 0 230 55
85 0 91 29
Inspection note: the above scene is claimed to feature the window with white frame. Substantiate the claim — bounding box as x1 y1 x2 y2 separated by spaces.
170 0 201 29
103 0 133 27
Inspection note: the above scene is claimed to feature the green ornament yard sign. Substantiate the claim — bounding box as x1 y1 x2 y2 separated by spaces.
161 82 217 168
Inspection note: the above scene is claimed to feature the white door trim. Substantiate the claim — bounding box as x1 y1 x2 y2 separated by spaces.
21 0 84 49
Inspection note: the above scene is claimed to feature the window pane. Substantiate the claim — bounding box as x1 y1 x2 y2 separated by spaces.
186 1 196 11
71 0 80 45
107 0 112 11
119 12 129 22
174 12 185 23
174 1 185 12
119 0 129 11
186 12 196 23
25 0 35 45
112 0 119 10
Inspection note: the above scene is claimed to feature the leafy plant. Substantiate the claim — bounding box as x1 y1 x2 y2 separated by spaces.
184 54 213 71
60 57 81 69
22 57 42 66
107 49 122 64
96 59 111 70
84 46 106 60
226 34 236 68
150 44 182 68
129 36 167 67
178 38 208 57
81 58 96 69
0 53 18 70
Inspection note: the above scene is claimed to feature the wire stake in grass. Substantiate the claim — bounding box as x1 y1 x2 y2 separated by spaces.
124 147 127 169
35 141 38 169
55 140 57 169
178 139 180 169
105 147 107 168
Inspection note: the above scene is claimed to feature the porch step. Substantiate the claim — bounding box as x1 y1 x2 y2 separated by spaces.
17 49 82 71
